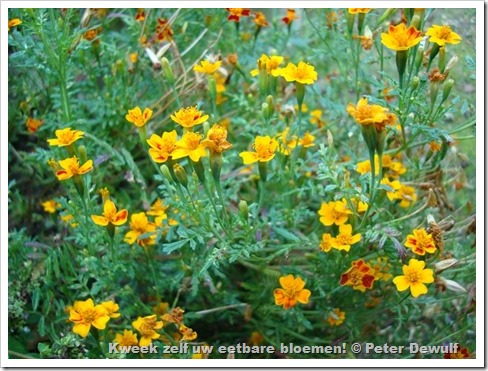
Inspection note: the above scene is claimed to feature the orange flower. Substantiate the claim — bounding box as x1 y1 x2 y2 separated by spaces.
348 9 372 14
26 117 43 133
135 8 145 22
170 106 209 129
47 127 84 147
340 259 375 292
381 23 423 51
404 228 437 255
254 12 269 27
8 18 22 32
444 346 470 359
274 274 311 309
327 308 345 326
282 9 297 25
226 8 251 22
201 124 232 154
55 157 93 180
155 18 173 41
91 199 128 227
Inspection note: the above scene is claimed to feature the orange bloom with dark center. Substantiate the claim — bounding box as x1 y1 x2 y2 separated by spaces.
254 12 269 27
156 18 173 41
226 8 251 22
135 8 145 22
340 259 375 292
282 9 297 25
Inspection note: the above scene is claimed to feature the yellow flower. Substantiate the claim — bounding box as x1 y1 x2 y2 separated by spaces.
132 315 163 346
68 298 110 338
26 117 44 133
275 61 318 85
91 199 128 226
42 200 61 214
124 212 157 247
318 200 352 226
60 213 78 228
371 257 393 282
393 259 434 298
398 184 417 208
310 109 326 128
327 308 345 326
346 97 389 126
170 106 209 129
172 132 208 162
274 274 311 310
239 135 277 164
125 106 153 127
429 141 442 151
381 23 423 51
8 18 22 31
193 59 222 75
319 233 334 253
47 127 84 147
404 228 437 256
298 131 316 147
226 8 251 22
348 8 372 14
114 330 138 348
152 302 169 317
201 124 233 154
250 54 284 77
254 11 269 27
179 324 198 341
380 178 401 201
426 25 462 46
331 224 361 252
55 157 93 180
147 130 177 163
101 301 121 318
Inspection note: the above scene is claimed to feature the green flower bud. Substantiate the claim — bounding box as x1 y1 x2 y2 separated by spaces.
442 79 455 103
161 57 175 85
239 200 249 223
173 163 188 188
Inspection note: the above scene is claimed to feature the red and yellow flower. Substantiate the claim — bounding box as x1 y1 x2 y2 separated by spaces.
340 259 375 292
274 274 311 310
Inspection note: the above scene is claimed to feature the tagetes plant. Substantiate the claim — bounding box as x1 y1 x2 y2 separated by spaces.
171 106 209 129
47 127 84 147
55 157 93 180
91 199 128 227
193 59 222 75
132 315 163 346
126 106 153 127
239 135 277 164
147 131 177 163
426 25 462 46
274 274 311 309
393 259 434 298
68 299 110 338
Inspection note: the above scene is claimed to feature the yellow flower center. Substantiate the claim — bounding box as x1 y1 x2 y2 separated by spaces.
407 272 419 283
349 269 362 285
139 320 156 337
80 308 97 324
437 26 452 40
254 141 274 159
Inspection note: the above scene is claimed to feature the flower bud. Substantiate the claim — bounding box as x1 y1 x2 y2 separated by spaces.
411 76 420 90
261 103 270 122
173 163 188 188
442 79 454 102
239 200 249 223
266 95 275 117
414 46 424 72
160 164 174 183
78 145 88 164
161 57 175 85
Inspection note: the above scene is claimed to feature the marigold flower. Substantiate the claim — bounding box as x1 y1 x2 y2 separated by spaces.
42 200 61 214
179 324 198 341
61 213 78 228
275 61 318 85
340 259 375 292
125 106 153 127
298 132 316 148
381 23 423 51
239 135 277 164
147 130 177 163
124 212 157 247
393 258 434 298
404 228 437 256
398 184 417 208
250 54 284 77
8 18 22 32
348 8 372 14
132 315 163 346
193 59 222 75
146 198 169 222
68 298 110 338
91 199 128 227
249 331 264 346
274 274 311 310
310 109 326 128
444 346 470 359
26 117 43 133
114 330 138 348
319 233 334 253
429 141 442 152
171 132 207 162
47 127 84 147
156 18 173 41
152 302 169 317
201 124 232 154
371 257 393 282
318 200 352 226
254 12 269 27
170 106 209 129
426 25 462 46
101 301 121 318
331 224 361 252
282 9 297 25
55 157 93 180
380 178 401 201
327 308 346 326
226 8 251 22
346 97 389 126
162 307 185 325
135 8 145 22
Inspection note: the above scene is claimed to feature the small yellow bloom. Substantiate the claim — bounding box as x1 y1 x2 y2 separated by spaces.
101 301 121 318
179 324 198 341
172 132 208 162
381 23 423 51
318 200 352 226
250 54 284 77
380 178 401 201
60 213 78 228
114 329 138 348
309 109 326 128
26 117 44 133
275 61 318 85
426 25 462 46
125 106 153 127
298 131 316 148
8 18 22 32
254 11 269 27
170 106 209 129
132 315 163 346
42 200 61 214
47 127 84 147
319 233 334 253
193 59 222 75
331 224 361 252
239 135 277 164
404 228 437 256
68 298 110 338
201 124 232 154
327 308 345 326
346 97 389 126
348 8 372 14
393 259 434 298
124 212 157 247
429 141 442 151
147 130 177 163
274 274 311 310
55 157 93 180
91 199 128 227
398 184 417 208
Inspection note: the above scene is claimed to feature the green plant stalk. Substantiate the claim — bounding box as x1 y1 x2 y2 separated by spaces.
144 247 161 304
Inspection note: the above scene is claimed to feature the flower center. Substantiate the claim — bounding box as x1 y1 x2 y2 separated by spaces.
438 26 451 39
407 272 419 283
80 308 96 324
